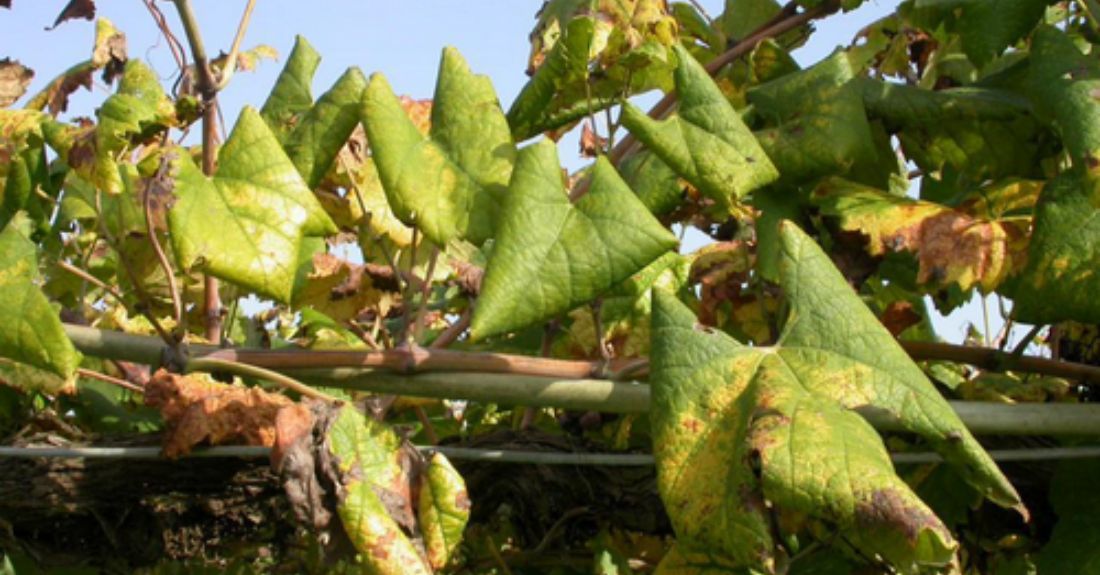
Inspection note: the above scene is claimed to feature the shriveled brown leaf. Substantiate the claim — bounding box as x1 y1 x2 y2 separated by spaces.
273 400 334 530
881 300 922 337
0 1 11 9
144 369 302 458
0 59 34 108
47 0 95 30
579 120 606 158
26 62 94 115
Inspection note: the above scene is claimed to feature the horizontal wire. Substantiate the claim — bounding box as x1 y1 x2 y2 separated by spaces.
2 445 1100 464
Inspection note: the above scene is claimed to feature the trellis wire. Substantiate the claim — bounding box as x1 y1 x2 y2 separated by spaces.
2 445 1100 464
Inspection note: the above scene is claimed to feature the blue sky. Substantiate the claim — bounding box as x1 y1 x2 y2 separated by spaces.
4 0 1026 346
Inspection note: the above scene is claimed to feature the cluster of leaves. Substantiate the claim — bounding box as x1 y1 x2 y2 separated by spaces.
4 0 1100 573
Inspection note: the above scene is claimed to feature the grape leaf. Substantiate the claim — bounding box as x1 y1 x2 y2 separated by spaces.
1037 460 1100 574
906 0 1048 67
470 140 678 340
621 44 778 212
260 35 321 144
1011 170 1100 324
0 212 82 380
168 106 338 303
1027 25 1100 175
749 51 877 184
326 405 433 575
0 58 33 108
860 79 1044 183
0 109 50 230
283 66 367 189
649 222 1022 571
363 47 516 246
418 452 471 570
812 177 1033 293
508 0 678 140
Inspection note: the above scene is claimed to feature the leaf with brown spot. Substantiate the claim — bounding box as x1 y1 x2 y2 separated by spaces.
325 404 436 574
47 0 95 30
292 252 388 322
649 222 1022 572
0 59 34 108
813 177 1035 293
91 18 126 84
24 61 94 116
418 452 471 569
144 369 303 458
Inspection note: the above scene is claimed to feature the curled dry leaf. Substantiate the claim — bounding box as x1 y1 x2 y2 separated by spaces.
0 59 34 108
144 369 311 458
47 0 96 30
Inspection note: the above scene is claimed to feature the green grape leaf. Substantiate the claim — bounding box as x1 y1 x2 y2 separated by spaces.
168 107 338 303
283 66 367 189
749 52 877 184
0 360 75 396
418 452 471 570
907 0 1047 66
0 109 50 231
326 404 433 575
81 59 175 195
0 212 82 380
621 44 778 212
650 222 1022 571
1027 25 1100 175
619 149 684 216
260 35 321 144
1037 460 1100 574
1011 170 1100 324
508 0 678 140
471 140 678 340
717 0 783 41
860 79 1044 182
363 47 516 246
812 177 1033 293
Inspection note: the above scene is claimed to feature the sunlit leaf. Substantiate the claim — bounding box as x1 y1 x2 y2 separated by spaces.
0 212 82 380
622 44 777 212
418 452 471 569
812 177 1034 292
168 107 338 303
284 66 367 189
471 140 678 340
509 0 678 140
363 47 516 246
649 222 1021 571
326 405 433 575
260 35 321 144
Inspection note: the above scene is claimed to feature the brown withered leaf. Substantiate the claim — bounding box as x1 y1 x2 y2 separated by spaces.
47 0 95 30
579 120 606 158
145 369 304 458
27 62 94 115
0 1 11 9
293 253 390 322
273 400 334 530
881 300 922 337
0 59 34 108
398 96 432 136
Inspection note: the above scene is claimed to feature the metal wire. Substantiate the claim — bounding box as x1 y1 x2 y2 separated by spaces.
2 445 1100 464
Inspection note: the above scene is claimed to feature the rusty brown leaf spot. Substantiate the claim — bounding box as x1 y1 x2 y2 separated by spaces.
0 58 34 108
579 120 606 158
855 488 948 544
880 300 921 337
144 369 302 458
